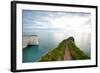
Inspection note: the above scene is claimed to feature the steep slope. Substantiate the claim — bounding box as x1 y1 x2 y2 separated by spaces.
39 37 90 62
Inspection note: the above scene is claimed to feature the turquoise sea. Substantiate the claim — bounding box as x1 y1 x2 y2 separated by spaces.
23 30 91 63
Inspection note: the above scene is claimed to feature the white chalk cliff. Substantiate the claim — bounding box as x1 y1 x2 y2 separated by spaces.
22 35 39 48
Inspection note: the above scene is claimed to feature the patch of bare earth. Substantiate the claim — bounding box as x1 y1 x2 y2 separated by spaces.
64 46 72 60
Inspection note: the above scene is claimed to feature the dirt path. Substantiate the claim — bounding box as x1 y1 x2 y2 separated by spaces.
64 45 72 60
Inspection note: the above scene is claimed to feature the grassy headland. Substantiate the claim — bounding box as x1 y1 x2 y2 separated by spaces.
39 37 90 62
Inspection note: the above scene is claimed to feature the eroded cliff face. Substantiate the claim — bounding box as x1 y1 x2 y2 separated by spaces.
22 35 39 48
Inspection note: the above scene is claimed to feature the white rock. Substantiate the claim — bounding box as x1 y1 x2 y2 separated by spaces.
22 35 39 48
28 35 39 45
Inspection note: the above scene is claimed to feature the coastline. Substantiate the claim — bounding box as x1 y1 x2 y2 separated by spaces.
39 37 90 62
22 35 39 48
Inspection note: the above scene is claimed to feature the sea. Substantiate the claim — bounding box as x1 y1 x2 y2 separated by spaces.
23 30 91 63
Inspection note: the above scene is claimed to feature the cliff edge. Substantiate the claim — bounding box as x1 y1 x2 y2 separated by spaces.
22 35 39 48
39 37 90 62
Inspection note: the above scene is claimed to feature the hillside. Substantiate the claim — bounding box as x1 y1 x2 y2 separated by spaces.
39 37 90 62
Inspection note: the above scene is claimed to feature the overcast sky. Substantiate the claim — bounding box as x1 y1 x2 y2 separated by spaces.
22 10 91 34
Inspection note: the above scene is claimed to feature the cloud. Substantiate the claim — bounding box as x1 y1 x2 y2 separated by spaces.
22 10 91 33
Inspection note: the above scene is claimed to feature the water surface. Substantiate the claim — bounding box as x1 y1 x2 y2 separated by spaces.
23 30 91 63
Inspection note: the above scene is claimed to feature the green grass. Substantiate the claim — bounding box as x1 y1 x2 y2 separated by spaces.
66 39 90 60
39 41 65 61
39 37 90 62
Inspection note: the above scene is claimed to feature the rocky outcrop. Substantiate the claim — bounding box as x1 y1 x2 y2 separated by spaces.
22 35 39 48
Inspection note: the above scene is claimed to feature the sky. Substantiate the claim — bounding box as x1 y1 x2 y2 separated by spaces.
22 10 91 34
